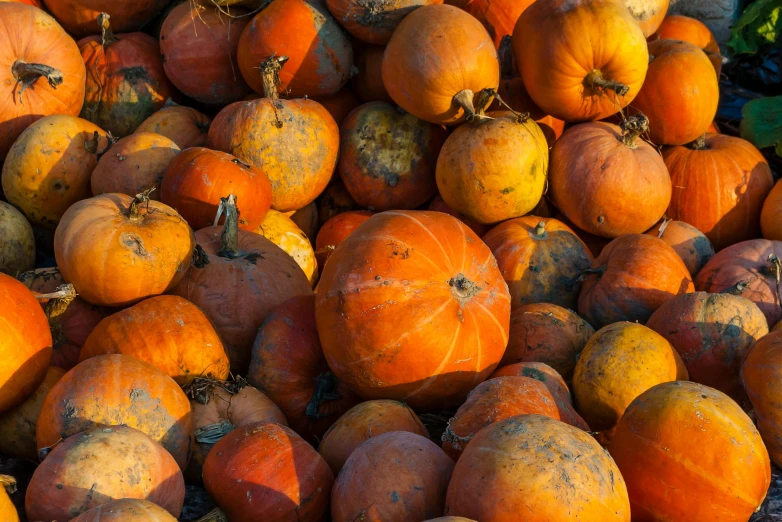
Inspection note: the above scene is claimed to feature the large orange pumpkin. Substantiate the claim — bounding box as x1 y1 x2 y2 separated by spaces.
327 0 442 45
447 0 534 48
650 15 722 74
316 211 511 409
135 105 211 149
512 0 648 121
624 0 668 36
743 331 782 468
645 218 715 276
609 381 770 521
315 210 375 269
41 0 171 37
578 234 694 327
382 4 499 125
351 45 392 103
762 180 782 241
68 499 178 522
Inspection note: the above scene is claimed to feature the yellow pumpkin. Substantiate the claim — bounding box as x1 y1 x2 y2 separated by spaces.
254 210 318 286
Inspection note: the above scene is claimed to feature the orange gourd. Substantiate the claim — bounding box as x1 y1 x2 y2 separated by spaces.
68 500 178 522
352 45 392 103
315 210 375 269
447 0 535 48
645 218 715 276
624 0 669 36
41 0 171 37
427 195 488 236
762 180 782 241
743 331 782 468
327 0 443 45
0 0 42 6
650 15 722 74
135 105 211 149
314 88 361 126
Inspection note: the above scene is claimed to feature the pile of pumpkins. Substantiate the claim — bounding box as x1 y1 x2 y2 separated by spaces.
0 0 781 520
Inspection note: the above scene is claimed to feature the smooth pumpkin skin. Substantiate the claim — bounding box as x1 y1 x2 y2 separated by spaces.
651 14 722 74
578 234 694 328
204 421 334 522
332 432 455 522
645 219 715 276
491 75 565 147
339 102 447 211
445 415 630 521
352 45 392 103
382 4 500 125
573 322 688 432
0 480 16 522
428 194 488 236
91 132 180 199
254 210 318 286
327 0 442 45
0 202 35 276
318 400 428 474
315 210 375 269
512 0 648 121
286 201 319 241
26 426 185 521
483 217 594 310
135 106 211 149
313 88 361 126
2 115 109 229
762 180 782 241
316 211 511 410
0 273 52 413
743 331 782 468
647 291 768 402
609 381 770 522
550 121 672 238
665 134 774 251
54 193 195 307
624 0 668 36
68 499 178 522
42 0 170 37
446 0 534 48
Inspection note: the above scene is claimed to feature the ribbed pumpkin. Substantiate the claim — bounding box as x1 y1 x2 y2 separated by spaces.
447 0 534 48
68 500 178 522
483 217 594 310
0 3 86 160
624 0 668 36
428 195 488 236
339 102 447 211
254 210 318 286
647 292 768 402
445 415 630 521
315 210 375 269
160 3 250 105
135 105 211 149
382 4 499 125
42 0 171 37
743 331 782 468
0 202 34 276
550 116 671 238
651 15 722 74
316 211 511 410
2 115 109 229
512 0 648 121
645 218 715 276
327 0 442 45
609 381 770 521
695 239 782 327
78 13 173 137
578 234 694 328
54 192 195 307
665 134 774 250
91 132 180 198
352 45 392 103
762 181 782 241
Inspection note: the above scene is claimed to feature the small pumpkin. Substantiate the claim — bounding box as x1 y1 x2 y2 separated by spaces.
68 499 178 522
743 331 782 468
650 15 722 74
42 0 171 37
428 195 488 236
327 0 443 45
135 105 212 149
352 45 392 103
446 0 534 48
645 218 715 276
313 88 361 126
762 181 782 241
315 210 374 269
254 210 318 286
0 202 34 276
624 0 668 36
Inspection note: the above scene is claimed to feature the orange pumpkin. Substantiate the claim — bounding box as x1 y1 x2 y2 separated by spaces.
645 218 715 276
428 195 488 236
315 210 375 269
68 500 178 522
135 105 212 149
0 4 86 160
650 15 722 74
624 0 668 36
314 88 361 126
483 217 594 310
512 0 648 121
743 331 782 468
578 234 694 327
609 381 770 521
0 0 42 7
382 4 499 125
42 0 171 37
0 478 17 522
37 354 193 468
447 0 534 48
327 0 443 45
665 134 774 250
351 45 392 103
253 210 319 286
550 116 671 238
762 180 782 241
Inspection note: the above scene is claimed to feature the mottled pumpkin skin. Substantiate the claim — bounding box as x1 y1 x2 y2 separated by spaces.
26 426 185 522
352 45 392 103
68 499 178 522
314 88 361 126
316 211 511 410
319 400 428 474
332 432 454 522
339 102 447 211
327 0 443 45
203 422 334 522
609 381 770 521
42 0 171 37
428 195 488 236
484 217 594 310
645 219 715 276
135 106 211 149
445 415 630 521
315 210 375 269
36 354 193 468
254 210 318 286
491 76 565 147
0 202 35 276
743 331 782 468
446 0 534 48
762 180 782 241
647 292 768 402
624 0 668 36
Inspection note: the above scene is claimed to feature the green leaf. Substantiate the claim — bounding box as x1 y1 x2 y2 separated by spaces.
727 0 782 55
740 97 782 157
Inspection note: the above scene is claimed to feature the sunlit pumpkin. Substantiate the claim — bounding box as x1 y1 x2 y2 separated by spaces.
650 15 722 75
645 218 715 276
68 500 178 522
327 0 443 44
446 0 534 48
743 331 782 468
41 0 171 37
624 0 668 36
254 210 318 286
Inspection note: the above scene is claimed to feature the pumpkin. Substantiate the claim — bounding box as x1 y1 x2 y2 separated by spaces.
316 211 511 409
36 354 193 467
26 426 185 521
54 192 195 307
743 331 782 468
0 4 86 160
645 218 715 276
78 13 173 137
318 180 358 225
573 322 687 432
651 15 722 74
609 381 770 521
0 202 34 276
436 111 549 224
42 0 171 37
237 0 353 98
286 201 319 240
647 291 768 402
695 239 782 327
762 181 782 241
314 88 361 126
352 45 392 103
2 115 109 229
339 102 447 211
427 195 488 236
327 0 442 45
0 476 17 522
0 0 42 6
315 210 374 269
624 0 668 36
254 210 318 286
446 0 534 48
665 134 774 250
160 3 251 105
445 415 630 521
483 217 594 310
512 0 648 121
775 321 782 332
319 400 429 474
208 57 339 212
171 195 313 374
0 273 52 413
203 421 334 522
550 116 671 238
248 294 359 442
426 519 476 522
578 234 694 327
382 4 499 125
160 147 273 231
332 432 454 522
91 132 180 198
68 499 178 522
135 105 212 149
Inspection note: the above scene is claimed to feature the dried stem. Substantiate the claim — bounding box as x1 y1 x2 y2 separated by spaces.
689 134 708 150
196 508 228 522
620 113 650 148
128 187 156 223
584 70 629 97
305 372 341 419
12 60 64 104
216 194 241 259
258 55 288 101
98 13 118 47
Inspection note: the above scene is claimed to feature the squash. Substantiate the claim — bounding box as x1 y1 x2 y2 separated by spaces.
0 0 41 6
609 381 770 521
316 211 511 410
332 432 454 522
624 0 668 36
427 195 488 236
254 210 318 286
41 0 171 37
0 202 34 276
0 476 17 522
135 105 211 149
68 499 178 522
326 0 443 45
651 15 722 75
645 218 715 276
446 0 534 48
743 331 782 468
352 45 392 103
315 210 374 269
762 181 782 241
313 88 361 126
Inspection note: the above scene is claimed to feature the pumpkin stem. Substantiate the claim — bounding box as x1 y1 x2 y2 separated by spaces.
36 284 78 321
448 273 480 304
192 244 211 269
258 54 288 101
576 266 606 283
305 372 342 419
768 254 781 311
0 475 16 495
84 131 100 154
11 60 64 104
534 221 547 238
195 420 236 444
98 13 118 47
128 187 156 223
688 134 708 150
452 89 493 122
656 217 672 238
216 194 242 259
184 376 248 404
196 508 229 522
620 113 649 148
583 70 629 97
722 280 749 296
441 418 474 451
